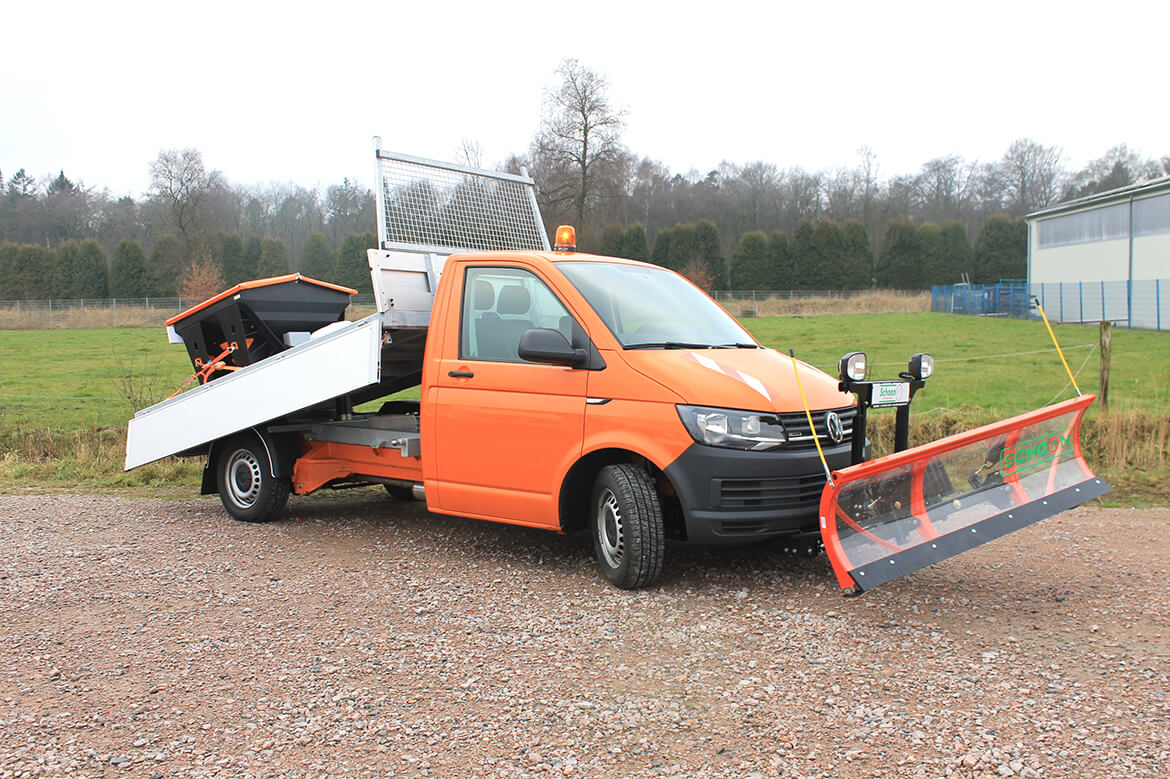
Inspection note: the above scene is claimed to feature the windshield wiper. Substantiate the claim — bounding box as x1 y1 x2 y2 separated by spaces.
625 341 712 350
712 342 760 349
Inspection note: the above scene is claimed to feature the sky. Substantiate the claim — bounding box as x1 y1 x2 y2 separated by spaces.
3 0 1168 199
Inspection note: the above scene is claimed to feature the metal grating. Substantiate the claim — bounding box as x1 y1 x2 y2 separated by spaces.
374 144 549 254
777 406 857 450
719 474 826 511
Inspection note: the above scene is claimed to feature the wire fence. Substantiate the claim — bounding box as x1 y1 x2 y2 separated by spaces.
1 290 931 330
711 289 931 317
932 279 1169 331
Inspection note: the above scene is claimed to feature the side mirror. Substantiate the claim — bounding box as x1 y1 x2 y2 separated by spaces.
518 328 587 366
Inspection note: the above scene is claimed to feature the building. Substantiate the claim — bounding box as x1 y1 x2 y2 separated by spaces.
1026 177 1170 328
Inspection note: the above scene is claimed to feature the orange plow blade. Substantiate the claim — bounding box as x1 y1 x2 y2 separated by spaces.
819 395 1110 593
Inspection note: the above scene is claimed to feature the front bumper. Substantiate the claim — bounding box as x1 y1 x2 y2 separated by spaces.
664 440 864 544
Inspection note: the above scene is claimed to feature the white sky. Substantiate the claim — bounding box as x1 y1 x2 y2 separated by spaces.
2 0 1167 199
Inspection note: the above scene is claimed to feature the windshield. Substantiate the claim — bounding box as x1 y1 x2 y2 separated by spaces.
558 262 757 349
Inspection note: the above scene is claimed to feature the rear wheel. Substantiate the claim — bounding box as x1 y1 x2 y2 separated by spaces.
591 464 665 589
217 434 290 522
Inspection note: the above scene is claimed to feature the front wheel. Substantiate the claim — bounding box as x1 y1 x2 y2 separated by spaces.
591 464 665 589
216 434 290 522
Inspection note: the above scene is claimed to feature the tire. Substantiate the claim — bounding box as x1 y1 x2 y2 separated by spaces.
216 434 290 523
590 464 665 589
384 484 415 500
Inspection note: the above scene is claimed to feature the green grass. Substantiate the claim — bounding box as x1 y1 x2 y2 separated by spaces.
1 313 1167 503
745 313 1167 418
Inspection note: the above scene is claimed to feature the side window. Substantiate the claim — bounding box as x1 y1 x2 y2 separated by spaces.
460 267 576 362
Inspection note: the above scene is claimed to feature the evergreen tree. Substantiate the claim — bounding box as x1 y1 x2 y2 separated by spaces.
729 231 771 290
840 220 873 289
0 243 53 299
940 221 973 282
767 231 790 289
695 219 725 288
149 235 185 295
650 226 674 268
810 219 845 290
670 223 697 272
257 237 290 277
110 240 151 297
242 235 263 280
54 240 81 298
71 239 109 298
918 222 945 286
596 225 623 257
217 233 247 285
618 222 649 260
877 220 924 288
974 215 1026 283
300 233 336 280
788 219 817 289
0 244 16 298
335 231 377 294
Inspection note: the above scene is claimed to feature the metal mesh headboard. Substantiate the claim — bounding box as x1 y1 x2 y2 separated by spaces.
373 139 550 254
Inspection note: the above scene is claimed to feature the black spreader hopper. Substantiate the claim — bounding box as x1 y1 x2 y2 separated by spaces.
166 274 357 380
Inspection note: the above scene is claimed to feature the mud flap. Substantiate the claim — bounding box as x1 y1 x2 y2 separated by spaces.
819 395 1110 593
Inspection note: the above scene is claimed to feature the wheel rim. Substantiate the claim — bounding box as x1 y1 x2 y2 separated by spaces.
596 488 624 568
224 448 262 509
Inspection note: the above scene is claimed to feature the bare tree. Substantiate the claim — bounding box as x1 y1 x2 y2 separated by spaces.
533 59 628 233
993 138 1063 217
148 148 227 258
1061 144 1164 200
913 155 978 225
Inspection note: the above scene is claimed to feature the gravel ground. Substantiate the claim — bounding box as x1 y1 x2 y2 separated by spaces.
0 492 1166 778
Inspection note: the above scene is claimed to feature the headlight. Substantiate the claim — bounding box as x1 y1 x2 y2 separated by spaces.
839 351 867 382
677 405 788 451
908 353 933 380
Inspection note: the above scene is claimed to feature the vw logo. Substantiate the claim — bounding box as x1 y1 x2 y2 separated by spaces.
825 411 844 444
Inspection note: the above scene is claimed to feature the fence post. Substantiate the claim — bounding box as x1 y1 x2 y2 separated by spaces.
1158 279 1162 332
1099 321 1112 411
146 297 150 326
113 298 117 328
81 299 86 328
49 299 53 328
15 300 19 329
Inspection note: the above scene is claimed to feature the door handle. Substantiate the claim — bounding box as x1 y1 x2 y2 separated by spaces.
448 370 474 378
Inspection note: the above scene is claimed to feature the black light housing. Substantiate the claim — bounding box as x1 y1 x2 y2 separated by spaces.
908 353 934 381
839 351 867 383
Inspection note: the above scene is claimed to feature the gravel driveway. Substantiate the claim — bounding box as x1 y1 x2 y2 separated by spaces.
0 493 1166 778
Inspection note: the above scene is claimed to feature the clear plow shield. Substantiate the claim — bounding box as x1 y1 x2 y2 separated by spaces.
819 395 1110 593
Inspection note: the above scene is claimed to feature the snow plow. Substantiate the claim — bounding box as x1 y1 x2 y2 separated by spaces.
813 312 1110 593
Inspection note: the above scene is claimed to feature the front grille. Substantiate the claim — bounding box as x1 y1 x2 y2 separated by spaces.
777 406 856 450
718 473 826 511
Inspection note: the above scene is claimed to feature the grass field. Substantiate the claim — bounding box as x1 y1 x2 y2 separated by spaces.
1 312 1167 502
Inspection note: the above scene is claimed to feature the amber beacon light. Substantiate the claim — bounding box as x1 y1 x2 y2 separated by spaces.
554 225 577 252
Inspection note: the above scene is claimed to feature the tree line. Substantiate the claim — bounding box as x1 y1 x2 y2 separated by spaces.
2 59 1166 301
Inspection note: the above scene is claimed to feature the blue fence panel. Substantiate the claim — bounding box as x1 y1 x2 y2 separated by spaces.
937 280 1168 330
930 283 1032 319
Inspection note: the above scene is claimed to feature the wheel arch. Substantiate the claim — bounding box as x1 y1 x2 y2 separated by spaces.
200 426 298 495
558 448 684 537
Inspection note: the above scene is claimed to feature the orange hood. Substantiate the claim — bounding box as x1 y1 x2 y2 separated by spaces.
622 348 853 412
